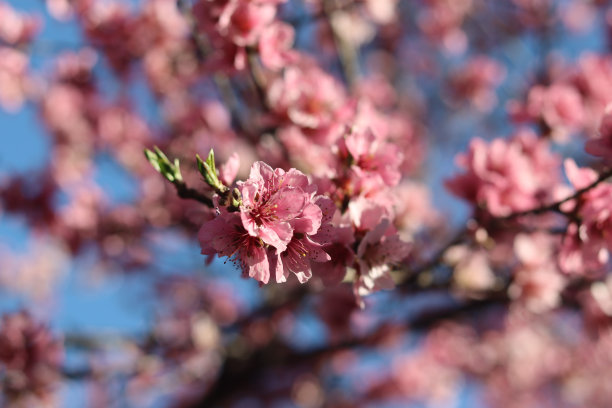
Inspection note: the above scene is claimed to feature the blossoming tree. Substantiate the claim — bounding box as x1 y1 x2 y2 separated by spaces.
3 0 612 406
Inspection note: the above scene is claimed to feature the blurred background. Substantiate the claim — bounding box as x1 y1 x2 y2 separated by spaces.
1 0 611 407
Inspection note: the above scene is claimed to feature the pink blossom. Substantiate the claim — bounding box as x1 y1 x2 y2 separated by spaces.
509 233 565 312
562 0 596 33
585 106 612 159
364 0 399 24
238 162 316 251
0 311 64 399
200 162 331 284
354 75 397 109
268 196 333 283
266 59 347 132
510 84 584 135
46 0 73 21
219 152 240 186
278 126 337 177
217 0 277 47
311 197 356 286
0 2 39 46
445 246 496 294
574 53 612 107
572 53 612 130
348 195 393 231
258 22 297 71
446 129 561 217
448 56 506 112
512 0 553 27
53 48 98 90
199 212 274 283
79 1 138 75
339 127 403 189
392 182 439 239
355 219 411 304
417 0 473 54
391 352 458 404
558 159 612 275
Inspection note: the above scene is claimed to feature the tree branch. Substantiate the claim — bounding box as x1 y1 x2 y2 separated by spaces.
501 167 612 220
174 180 214 208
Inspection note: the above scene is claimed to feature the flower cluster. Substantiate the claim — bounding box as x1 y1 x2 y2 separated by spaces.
0 312 63 406
193 0 289 71
446 129 561 217
199 161 330 284
198 128 412 303
558 159 612 275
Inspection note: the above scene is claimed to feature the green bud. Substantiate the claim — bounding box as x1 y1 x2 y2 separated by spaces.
144 146 182 183
196 149 228 193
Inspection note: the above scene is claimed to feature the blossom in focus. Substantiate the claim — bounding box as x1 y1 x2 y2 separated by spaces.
199 212 276 283
199 161 330 284
238 161 318 251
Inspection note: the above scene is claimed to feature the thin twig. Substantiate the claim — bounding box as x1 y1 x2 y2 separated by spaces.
398 226 469 291
323 0 359 88
176 0 246 134
501 167 612 220
174 180 214 208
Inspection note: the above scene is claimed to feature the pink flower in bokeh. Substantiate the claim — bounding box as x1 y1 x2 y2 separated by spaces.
217 0 278 47
446 129 561 216
267 59 347 132
355 219 411 305
46 0 73 20
509 233 565 312
509 83 584 137
311 197 356 286
0 311 63 400
558 159 612 275
258 21 298 71
417 0 473 54
448 56 506 112
585 106 612 159
339 127 403 188
0 2 39 45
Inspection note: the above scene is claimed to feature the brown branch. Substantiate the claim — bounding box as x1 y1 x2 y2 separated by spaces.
500 167 612 220
189 293 508 407
397 165 612 291
176 0 247 134
323 0 359 88
174 180 214 208
397 226 469 291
